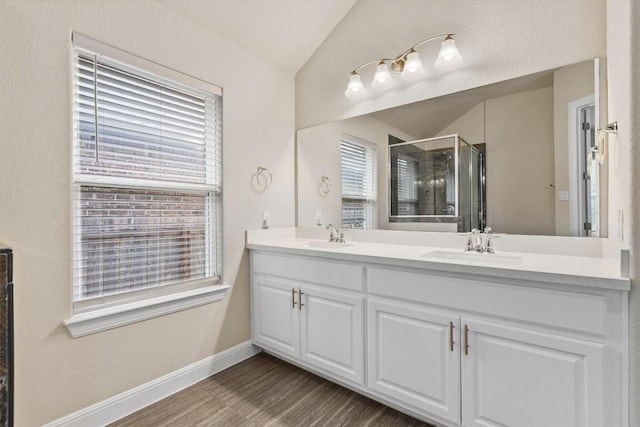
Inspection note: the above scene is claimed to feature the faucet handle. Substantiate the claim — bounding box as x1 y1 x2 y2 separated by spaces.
482 228 502 254
463 232 474 252
485 234 495 254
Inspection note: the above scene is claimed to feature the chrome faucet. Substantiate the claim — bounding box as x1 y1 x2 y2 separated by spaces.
464 227 496 253
326 224 345 243
464 229 479 252
481 227 495 254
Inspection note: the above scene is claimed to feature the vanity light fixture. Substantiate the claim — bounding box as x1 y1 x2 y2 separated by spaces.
344 34 463 99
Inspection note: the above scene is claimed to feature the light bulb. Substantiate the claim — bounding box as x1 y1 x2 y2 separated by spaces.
434 37 463 71
344 73 365 99
371 62 392 90
400 51 426 81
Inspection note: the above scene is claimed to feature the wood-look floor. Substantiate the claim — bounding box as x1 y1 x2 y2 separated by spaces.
110 352 433 427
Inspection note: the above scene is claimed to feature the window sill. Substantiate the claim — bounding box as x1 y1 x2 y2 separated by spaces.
63 284 230 338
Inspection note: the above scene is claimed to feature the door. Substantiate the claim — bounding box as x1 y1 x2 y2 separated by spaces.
579 104 598 236
569 97 598 237
300 284 364 385
252 275 300 358
368 297 461 424
462 318 604 427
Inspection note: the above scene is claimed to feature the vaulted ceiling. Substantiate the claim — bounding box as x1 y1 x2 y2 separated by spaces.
159 0 357 74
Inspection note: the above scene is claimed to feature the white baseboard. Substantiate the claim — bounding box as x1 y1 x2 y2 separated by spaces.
45 341 261 427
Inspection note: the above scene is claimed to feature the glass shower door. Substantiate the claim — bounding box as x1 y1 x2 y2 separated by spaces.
459 139 483 232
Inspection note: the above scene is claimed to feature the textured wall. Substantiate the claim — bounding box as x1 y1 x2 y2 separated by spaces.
0 1 295 425
624 1 640 425
296 0 606 129
606 1 636 425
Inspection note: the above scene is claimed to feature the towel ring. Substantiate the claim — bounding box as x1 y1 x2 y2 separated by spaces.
596 121 618 166
254 166 272 190
318 176 331 195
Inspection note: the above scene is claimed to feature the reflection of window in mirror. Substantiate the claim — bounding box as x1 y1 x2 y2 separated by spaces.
396 155 419 215
341 136 377 229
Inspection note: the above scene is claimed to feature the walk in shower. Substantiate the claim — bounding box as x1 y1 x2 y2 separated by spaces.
389 134 485 232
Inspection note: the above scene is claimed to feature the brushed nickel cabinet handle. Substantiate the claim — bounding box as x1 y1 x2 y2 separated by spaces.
291 288 297 309
449 321 455 352
464 324 470 355
299 290 304 310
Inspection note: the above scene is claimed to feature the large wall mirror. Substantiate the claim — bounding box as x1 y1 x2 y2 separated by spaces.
296 59 607 237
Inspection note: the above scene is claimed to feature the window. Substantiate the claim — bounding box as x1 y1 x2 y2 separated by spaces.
72 36 222 308
341 137 377 229
396 155 419 216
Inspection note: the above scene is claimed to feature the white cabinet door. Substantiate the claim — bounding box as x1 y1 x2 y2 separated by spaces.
300 285 364 385
462 318 604 427
252 276 300 358
368 298 461 424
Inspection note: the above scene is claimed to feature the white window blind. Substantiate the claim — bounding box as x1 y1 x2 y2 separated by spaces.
72 40 222 306
397 155 419 216
341 138 377 229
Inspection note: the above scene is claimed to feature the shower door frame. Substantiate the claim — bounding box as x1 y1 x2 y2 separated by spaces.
388 134 485 231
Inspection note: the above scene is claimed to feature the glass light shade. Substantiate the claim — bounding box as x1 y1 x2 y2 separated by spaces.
344 73 365 99
371 62 393 90
434 38 463 71
400 51 426 81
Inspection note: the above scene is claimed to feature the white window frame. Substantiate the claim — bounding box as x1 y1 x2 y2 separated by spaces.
64 33 228 338
340 135 377 229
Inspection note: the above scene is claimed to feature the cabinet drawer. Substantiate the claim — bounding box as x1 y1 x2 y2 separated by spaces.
252 252 363 291
368 267 607 337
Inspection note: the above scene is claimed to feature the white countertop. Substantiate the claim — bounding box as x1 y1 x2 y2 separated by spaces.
246 236 630 291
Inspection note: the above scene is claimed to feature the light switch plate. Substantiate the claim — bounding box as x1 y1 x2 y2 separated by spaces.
558 191 569 201
262 211 271 229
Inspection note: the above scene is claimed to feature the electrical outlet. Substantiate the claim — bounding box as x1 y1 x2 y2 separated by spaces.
316 211 322 226
262 211 271 229
558 191 569 201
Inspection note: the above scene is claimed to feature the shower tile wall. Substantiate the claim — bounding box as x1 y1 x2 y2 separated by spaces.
417 149 455 216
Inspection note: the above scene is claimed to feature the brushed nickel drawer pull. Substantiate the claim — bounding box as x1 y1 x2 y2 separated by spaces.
449 321 455 352
464 324 470 355
291 288 297 309
299 290 304 310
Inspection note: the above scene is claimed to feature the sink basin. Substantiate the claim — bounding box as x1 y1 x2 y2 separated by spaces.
298 241 355 250
421 250 523 265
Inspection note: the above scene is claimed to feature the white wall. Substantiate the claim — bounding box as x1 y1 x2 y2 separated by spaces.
436 88 556 236
0 1 295 425
296 0 606 129
297 115 415 229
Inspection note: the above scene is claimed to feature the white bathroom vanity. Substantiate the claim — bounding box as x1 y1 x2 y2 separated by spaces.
247 228 629 427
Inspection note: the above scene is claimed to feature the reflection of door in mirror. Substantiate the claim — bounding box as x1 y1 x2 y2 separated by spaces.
579 103 598 236
567 95 598 237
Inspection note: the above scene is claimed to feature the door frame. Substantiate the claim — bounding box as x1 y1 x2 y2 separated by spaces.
568 95 595 236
